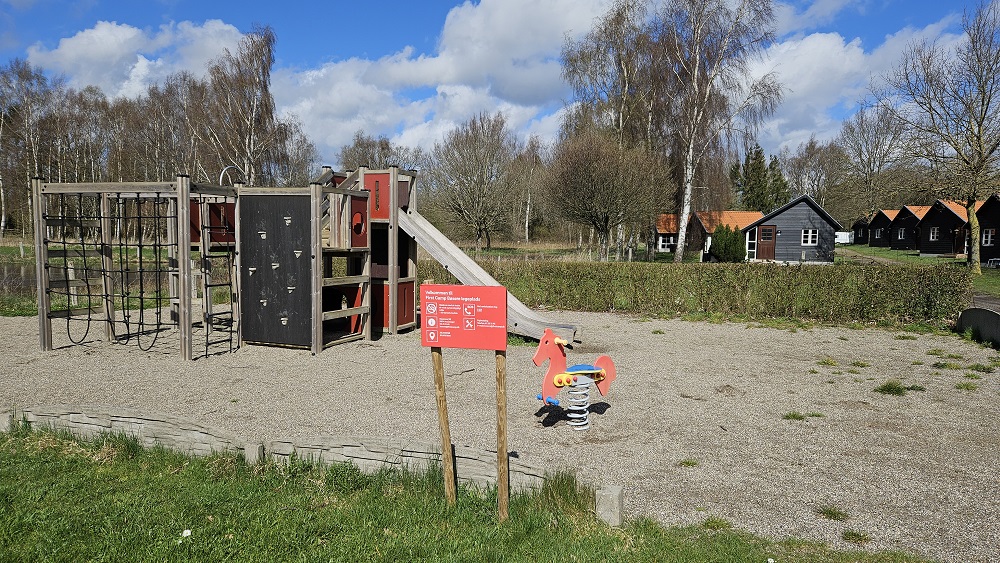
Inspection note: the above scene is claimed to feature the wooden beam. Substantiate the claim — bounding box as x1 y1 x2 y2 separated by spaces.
321 306 369 321
32 178 52 351
177 175 192 361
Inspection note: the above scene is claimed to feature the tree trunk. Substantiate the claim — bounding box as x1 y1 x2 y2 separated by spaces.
674 139 696 262
967 198 982 275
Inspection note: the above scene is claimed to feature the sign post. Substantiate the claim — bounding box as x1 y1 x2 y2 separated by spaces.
421 284 509 521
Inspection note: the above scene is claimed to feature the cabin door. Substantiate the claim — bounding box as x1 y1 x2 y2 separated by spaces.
757 225 776 260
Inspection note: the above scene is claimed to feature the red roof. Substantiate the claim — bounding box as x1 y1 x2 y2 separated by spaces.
940 200 985 222
693 210 764 233
903 205 932 220
876 209 899 222
656 213 678 234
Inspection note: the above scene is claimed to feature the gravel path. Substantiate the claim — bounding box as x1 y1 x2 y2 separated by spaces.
4 312 999 562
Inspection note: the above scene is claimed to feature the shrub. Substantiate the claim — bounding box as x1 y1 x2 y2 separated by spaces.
709 224 746 262
416 259 972 325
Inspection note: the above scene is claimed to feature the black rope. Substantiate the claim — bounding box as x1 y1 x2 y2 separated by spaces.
136 195 166 352
114 195 131 343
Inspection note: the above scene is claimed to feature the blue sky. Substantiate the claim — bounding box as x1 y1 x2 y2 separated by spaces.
0 0 971 166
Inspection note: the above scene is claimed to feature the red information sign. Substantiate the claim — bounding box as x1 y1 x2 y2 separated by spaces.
421 284 507 351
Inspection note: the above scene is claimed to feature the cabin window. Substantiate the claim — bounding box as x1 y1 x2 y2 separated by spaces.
929 226 940 241
874 228 883 239
746 228 757 260
897 228 906 240
984 228 996 247
801 229 818 246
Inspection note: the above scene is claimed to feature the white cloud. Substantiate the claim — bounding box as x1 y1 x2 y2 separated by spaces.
272 0 609 163
26 19 242 98
757 12 964 154
775 0 866 36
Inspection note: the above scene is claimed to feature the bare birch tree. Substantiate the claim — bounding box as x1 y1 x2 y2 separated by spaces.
663 0 782 261
878 0 1000 273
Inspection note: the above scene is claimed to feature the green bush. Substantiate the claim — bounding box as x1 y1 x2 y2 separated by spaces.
709 224 745 262
417 259 971 325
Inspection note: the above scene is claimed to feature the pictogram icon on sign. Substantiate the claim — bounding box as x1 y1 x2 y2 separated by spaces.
464 318 475 330
463 304 475 316
426 317 437 327
427 330 438 342
426 303 437 314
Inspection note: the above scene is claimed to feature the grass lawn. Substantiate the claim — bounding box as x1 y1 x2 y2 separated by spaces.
840 244 1000 297
0 425 925 562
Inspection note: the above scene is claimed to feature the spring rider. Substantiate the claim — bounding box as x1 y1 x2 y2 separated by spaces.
532 327 616 430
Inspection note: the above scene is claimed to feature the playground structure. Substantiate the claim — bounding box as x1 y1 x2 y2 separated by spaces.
32 176 239 360
32 167 579 359
532 327 616 430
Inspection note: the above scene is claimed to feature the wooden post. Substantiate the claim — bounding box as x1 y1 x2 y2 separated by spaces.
32 177 52 351
495 350 509 521
432 346 457 505
310 182 323 355
176 175 192 361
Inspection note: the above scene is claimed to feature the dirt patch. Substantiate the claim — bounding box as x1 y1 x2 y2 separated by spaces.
3 312 998 562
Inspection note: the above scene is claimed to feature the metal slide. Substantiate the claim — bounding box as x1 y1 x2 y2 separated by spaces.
398 208 579 343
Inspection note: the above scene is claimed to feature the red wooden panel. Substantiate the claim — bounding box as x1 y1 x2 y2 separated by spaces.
364 172 391 220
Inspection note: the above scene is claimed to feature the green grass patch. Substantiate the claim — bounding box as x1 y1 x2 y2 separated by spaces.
677 459 698 468
966 363 994 373
931 361 963 370
815 505 849 522
783 411 807 421
926 348 945 357
842 529 872 544
701 516 731 531
963 373 982 380
850 360 870 368
0 425 927 563
955 382 978 391
874 380 909 396
894 334 918 340
817 356 839 367
652 329 665 335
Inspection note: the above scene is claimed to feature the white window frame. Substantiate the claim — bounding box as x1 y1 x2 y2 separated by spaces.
801 229 818 246
746 227 757 260
897 227 906 240
929 226 940 241
875 228 883 239
984 228 995 247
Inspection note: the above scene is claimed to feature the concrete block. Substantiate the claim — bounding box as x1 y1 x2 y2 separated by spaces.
243 443 264 465
596 485 624 527
0 410 11 433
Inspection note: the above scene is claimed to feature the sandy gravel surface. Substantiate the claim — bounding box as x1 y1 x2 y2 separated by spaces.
3 312 999 562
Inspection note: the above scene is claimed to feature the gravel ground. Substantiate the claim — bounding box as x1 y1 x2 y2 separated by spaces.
4 311 999 562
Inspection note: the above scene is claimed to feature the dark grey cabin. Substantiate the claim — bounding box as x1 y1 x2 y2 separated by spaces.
978 195 1000 263
917 200 980 256
851 216 869 245
889 205 930 251
742 195 842 263
867 210 897 248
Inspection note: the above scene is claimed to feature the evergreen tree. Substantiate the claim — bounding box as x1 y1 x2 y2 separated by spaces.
767 155 790 210
710 223 746 262
731 144 788 213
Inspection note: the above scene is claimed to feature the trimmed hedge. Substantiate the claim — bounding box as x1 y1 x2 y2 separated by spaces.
417 259 972 325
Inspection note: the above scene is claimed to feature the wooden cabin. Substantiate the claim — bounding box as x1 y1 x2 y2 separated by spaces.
889 205 931 251
977 195 1000 263
743 195 842 263
687 210 764 261
655 213 679 253
867 209 898 248
851 216 869 245
916 199 984 256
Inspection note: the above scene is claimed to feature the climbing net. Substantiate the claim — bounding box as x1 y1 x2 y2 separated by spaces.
35 179 238 358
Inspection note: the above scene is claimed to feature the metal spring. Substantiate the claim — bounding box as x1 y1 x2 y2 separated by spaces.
566 378 592 430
